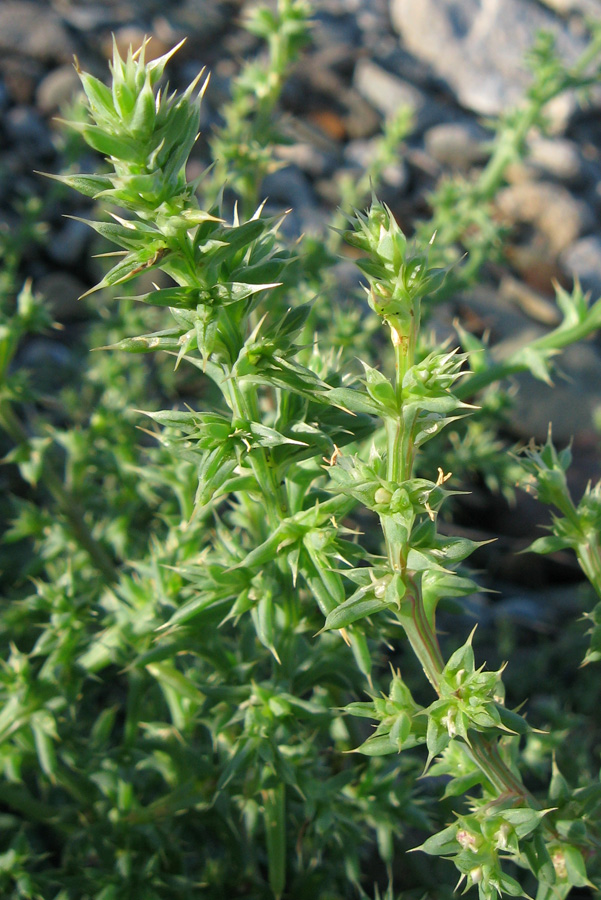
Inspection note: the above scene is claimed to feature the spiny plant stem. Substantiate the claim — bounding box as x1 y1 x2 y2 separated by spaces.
226 372 286 527
396 596 444 692
577 539 601 602
383 275 542 813
478 27 601 202
467 733 535 804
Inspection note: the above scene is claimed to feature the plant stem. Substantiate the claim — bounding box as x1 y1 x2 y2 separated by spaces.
475 106 539 203
456 297 601 401
396 591 444 692
467 733 535 803
384 312 447 690
226 373 286 528
476 28 601 203
387 319 417 484
578 538 601 603
380 293 544 812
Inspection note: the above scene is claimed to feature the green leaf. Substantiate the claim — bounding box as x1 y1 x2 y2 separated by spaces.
495 705 531 736
389 711 412 748
425 714 449 758
102 330 183 354
405 547 446 573
251 593 280 663
522 831 556 886
345 701 378 719
128 287 211 309
160 591 228 629
30 712 58 778
413 823 459 856
325 386 381 415
216 740 256 792
348 629 373 680
41 172 113 198
515 346 556 385
82 245 169 297
300 553 339 616
145 662 206 704
141 409 198 427
244 359 330 402
444 635 475 676
264 784 286 900
528 534 572 554
222 219 266 252
272 304 310 340
4 436 52 487
129 74 156 137
322 587 390 631
562 845 593 888
163 105 201 181
549 760 570 802
68 215 159 250
353 733 397 757
498 871 525 897
361 362 398 414
79 123 140 161
78 70 116 122
249 423 307 448
442 771 483 798
501 808 549 839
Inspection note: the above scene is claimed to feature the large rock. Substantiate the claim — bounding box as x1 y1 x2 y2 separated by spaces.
389 0 586 117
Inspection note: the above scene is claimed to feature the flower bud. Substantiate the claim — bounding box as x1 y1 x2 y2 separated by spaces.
457 829 479 852
469 866 483 884
494 823 511 850
374 487 392 505
552 850 567 880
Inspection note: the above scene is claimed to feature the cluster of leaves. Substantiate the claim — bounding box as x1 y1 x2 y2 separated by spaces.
1 5 601 900
207 0 312 215
519 432 601 665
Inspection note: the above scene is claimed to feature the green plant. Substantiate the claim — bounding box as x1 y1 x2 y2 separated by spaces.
519 431 601 666
2 6 601 900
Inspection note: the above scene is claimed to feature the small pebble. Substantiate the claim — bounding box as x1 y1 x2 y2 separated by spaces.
560 235 601 297
275 142 338 180
0 1 75 63
424 122 489 170
527 136 585 184
353 58 442 133
36 66 83 116
344 137 409 191
496 180 594 256
262 165 316 211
